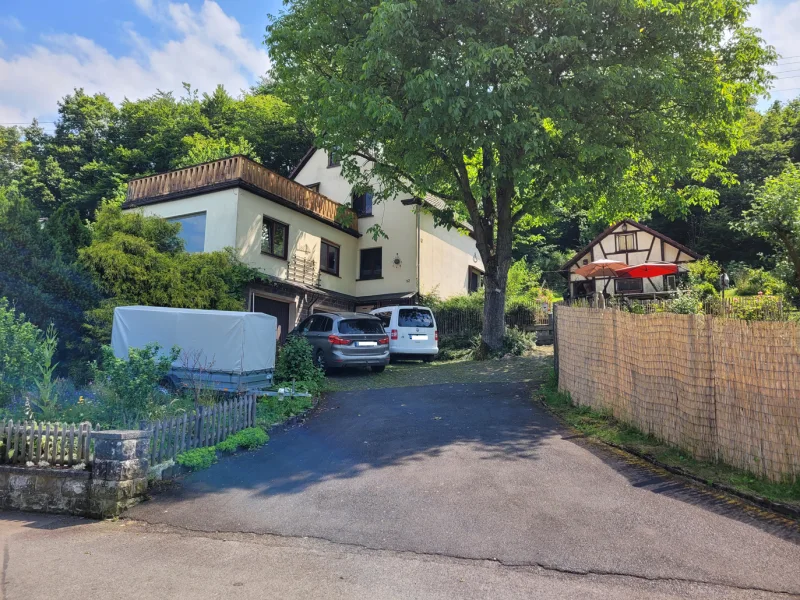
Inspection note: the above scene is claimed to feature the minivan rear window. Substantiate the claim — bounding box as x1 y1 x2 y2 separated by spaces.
398 309 434 328
338 319 384 334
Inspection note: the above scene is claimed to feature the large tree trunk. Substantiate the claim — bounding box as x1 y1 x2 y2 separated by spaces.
475 176 515 358
478 261 509 358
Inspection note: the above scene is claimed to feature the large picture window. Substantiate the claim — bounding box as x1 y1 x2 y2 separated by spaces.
261 217 289 259
320 240 340 276
359 247 382 280
167 212 206 253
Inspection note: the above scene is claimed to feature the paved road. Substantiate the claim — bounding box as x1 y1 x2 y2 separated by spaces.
3 381 800 598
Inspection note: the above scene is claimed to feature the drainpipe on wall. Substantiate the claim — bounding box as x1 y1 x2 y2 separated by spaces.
416 208 421 302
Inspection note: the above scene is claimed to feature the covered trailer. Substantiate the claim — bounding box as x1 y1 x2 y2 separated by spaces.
111 306 277 391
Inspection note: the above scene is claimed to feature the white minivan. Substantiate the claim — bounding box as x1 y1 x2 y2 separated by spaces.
370 305 438 362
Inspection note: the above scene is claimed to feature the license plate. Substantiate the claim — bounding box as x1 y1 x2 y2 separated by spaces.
356 341 378 347
410 335 428 341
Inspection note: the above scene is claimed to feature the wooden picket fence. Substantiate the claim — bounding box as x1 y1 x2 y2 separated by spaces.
0 420 93 466
148 394 257 465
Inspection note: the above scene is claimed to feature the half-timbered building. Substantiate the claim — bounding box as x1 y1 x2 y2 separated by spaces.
561 219 701 299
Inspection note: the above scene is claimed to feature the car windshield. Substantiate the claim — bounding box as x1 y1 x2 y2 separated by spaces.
398 309 434 328
338 319 384 334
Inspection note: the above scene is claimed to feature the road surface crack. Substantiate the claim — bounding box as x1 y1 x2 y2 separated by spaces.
124 517 799 596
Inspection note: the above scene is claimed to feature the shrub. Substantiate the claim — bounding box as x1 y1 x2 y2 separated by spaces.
275 335 324 393
256 393 314 429
501 327 537 356
92 342 180 427
217 427 269 452
730 266 788 298
469 327 535 358
176 446 217 470
0 299 47 406
687 257 722 289
668 291 702 314
691 281 718 302
728 295 784 321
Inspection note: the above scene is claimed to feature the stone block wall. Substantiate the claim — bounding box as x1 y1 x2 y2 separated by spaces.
0 429 151 518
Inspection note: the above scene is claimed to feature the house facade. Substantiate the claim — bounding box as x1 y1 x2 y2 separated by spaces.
122 154 483 339
561 219 700 299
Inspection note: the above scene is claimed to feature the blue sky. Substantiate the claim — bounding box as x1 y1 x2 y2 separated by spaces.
0 0 799 127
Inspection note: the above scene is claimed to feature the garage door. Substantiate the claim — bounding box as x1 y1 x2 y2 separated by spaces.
253 296 291 343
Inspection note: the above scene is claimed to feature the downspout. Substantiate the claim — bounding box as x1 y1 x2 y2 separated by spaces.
416 208 421 302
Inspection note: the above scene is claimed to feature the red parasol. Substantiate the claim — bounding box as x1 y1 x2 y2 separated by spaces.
616 263 678 278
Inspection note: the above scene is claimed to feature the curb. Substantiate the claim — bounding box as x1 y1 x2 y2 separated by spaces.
605 441 800 521
536 400 800 522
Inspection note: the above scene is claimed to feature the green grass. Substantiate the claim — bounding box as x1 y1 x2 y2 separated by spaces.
537 371 800 509
216 427 269 452
256 393 315 429
175 446 218 470
325 348 553 393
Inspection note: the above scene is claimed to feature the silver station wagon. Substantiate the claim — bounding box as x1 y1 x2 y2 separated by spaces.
290 312 390 373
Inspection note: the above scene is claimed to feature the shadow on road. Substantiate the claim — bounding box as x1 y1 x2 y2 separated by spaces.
130 378 799 549
138 380 553 502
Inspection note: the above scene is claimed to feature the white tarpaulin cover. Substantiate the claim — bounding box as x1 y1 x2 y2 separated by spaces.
111 306 277 372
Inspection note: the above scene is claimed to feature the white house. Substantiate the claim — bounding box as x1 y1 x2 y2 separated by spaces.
122 153 484 339
561 219 700 299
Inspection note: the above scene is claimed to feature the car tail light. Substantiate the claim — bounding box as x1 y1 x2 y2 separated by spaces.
390 329 398 340
378 337 389 345
435 330 439 342
328 335 352 346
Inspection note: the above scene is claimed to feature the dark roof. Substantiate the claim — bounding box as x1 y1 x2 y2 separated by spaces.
289 147 317 180
559 218 702 271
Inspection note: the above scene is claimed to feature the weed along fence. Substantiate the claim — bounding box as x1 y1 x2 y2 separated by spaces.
554 306 800 482
148 393 257 464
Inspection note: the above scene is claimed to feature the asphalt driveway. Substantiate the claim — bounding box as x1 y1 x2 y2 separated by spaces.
126 380 800 595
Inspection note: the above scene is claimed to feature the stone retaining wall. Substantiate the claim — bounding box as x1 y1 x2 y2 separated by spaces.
0 429 151 518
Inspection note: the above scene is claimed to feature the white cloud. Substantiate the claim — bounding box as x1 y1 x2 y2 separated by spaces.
0 1 270 125
748 0 800 103
0 16 23 32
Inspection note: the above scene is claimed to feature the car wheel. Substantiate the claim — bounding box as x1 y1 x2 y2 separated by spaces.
315 349 328 373
422 355 434 363
371 365 386 373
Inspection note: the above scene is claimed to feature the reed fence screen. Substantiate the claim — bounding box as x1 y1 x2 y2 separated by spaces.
556 306 800 482
148 393 257 465
1 421 92 466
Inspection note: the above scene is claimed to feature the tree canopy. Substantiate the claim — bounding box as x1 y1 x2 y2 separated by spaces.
0 83 311 377
268 0 774 351
737 162 800 289
1 85 312 220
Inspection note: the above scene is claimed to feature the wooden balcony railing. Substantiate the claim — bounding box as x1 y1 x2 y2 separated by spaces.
125 155 358 231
